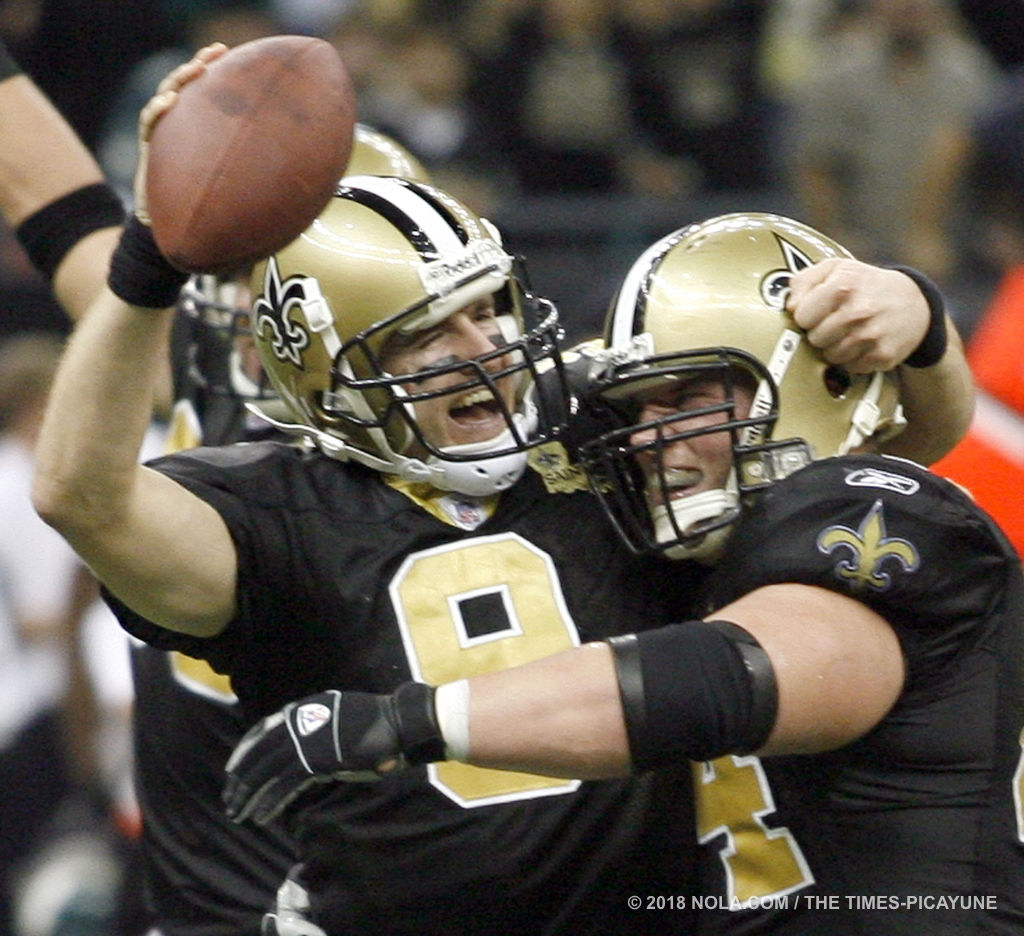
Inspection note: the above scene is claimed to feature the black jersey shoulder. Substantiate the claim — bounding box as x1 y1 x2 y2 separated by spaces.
709 454 1020 685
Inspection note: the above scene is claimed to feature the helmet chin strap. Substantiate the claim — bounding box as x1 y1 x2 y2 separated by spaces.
650 473 740 563
249 403 535 498
839 370 893 454
397 447 528 496
395 407 537 496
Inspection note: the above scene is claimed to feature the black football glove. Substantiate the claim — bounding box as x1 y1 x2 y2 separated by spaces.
223 682 444 825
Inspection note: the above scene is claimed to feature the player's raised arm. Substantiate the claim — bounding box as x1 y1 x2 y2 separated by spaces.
33 34 358 639
31 49 239 638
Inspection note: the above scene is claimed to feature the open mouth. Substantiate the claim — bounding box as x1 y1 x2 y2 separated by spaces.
647 467 704 505
449 387 505 428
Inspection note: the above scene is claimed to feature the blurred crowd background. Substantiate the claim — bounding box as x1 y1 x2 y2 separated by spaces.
1 0 1023 932
2 0 1023 345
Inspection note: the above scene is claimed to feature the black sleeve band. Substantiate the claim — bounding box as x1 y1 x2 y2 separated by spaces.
107 214 188 309
391 681 446 765
607 619 779 771
706 619 779 751
889 265 948 368
15 183 126 280
607 634 648 765
0 39 22 82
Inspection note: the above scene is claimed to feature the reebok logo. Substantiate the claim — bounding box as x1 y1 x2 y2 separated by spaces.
296 702 331 737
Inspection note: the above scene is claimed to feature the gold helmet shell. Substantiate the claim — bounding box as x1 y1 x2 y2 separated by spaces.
250 175 566 495
348 123 431 182
584 212 906 559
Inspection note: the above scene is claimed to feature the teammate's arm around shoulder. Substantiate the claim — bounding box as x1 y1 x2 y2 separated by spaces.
883 321 973 465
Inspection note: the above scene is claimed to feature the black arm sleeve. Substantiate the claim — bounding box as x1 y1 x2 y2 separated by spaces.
608 619 778 770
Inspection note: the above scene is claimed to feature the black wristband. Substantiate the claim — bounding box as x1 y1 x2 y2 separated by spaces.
0 39 22 82
16 183 126 280
391 682 446 765
108 214 188 309
889 265 948 368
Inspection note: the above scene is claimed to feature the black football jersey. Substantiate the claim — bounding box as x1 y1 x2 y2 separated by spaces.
129 643 296 935
109 440 703 935
690 454 1024 935
129 327 298 935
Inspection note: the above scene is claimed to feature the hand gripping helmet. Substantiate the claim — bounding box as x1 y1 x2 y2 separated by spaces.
580 212 906 561
249 175 568 496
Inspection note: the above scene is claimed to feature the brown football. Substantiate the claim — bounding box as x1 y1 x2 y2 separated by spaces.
146 35 356 273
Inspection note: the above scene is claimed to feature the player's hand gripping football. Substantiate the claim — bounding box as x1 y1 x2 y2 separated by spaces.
224 683 445 825
133 42 228 226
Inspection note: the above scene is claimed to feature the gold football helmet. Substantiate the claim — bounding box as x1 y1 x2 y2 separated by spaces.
348 123 430 181
580 212 906 560
250 175 567 495
181 127 432 405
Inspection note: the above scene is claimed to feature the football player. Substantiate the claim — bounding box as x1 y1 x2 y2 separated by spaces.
224 215 1024 934
3 33 546 935
30 47 701 935
129 128 440 936
24 44 982 936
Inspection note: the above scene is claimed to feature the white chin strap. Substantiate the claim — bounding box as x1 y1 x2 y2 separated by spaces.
397 444 528 496
650 475 739 563
250 403 534 497
394 407 536 496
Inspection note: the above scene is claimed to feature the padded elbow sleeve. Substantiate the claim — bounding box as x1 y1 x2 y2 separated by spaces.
608 619 778 770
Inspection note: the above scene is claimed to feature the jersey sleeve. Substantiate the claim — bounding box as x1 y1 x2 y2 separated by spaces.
708 455 1020 689
101 441 307 675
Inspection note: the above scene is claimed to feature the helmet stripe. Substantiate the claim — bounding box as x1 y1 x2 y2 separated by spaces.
608 227 685 349
394 179 470 245
336 176 466 259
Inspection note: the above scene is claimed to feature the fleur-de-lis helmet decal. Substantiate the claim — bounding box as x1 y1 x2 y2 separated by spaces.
253 257 311 369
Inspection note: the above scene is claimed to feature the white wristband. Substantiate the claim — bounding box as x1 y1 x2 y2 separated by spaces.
435 679 471 763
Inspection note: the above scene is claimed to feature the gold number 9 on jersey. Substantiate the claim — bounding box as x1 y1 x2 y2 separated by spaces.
391 533 581 807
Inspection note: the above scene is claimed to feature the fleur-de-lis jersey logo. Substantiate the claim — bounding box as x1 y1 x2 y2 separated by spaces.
528 442 590 494
253 256 312 368
816 499 920 591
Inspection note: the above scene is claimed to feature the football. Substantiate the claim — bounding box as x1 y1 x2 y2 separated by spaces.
146 35 356 273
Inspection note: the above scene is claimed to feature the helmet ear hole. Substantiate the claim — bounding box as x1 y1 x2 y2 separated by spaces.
823 365 852 399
